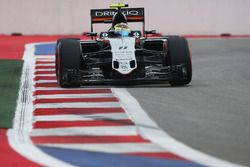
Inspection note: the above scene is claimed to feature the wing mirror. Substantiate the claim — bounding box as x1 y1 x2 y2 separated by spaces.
83 32 97 40
145 30 156 34
145 30 156 38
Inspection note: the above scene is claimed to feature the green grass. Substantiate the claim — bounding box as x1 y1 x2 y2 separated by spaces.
0 60 23 128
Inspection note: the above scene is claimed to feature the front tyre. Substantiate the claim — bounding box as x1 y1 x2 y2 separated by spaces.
167 36 192 86
56 39 81 87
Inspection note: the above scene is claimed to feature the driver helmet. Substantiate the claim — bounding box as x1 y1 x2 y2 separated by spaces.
114 23 131 37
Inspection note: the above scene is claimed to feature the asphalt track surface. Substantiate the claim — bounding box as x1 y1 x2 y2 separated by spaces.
127 38 250 166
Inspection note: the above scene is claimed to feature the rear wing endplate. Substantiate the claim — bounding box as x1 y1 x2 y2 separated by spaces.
90 8 145 33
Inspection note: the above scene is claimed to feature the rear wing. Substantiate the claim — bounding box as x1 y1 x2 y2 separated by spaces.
90 8 145 33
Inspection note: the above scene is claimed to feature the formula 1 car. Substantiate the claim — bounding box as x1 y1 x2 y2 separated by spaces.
55 3 192 87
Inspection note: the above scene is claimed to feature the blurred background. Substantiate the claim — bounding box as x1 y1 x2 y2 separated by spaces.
0 0 250 35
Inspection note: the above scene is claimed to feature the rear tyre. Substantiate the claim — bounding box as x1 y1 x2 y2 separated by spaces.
56 39 81 87
166 36 192 86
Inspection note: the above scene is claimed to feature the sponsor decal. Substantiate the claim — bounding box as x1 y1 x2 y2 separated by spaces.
95 10 139 17
91 8 144 18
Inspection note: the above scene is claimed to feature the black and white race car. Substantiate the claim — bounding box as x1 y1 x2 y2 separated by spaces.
55 3 192 87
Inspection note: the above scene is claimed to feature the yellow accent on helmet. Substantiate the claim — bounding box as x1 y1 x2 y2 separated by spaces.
110 3 128 9
114 23 130 31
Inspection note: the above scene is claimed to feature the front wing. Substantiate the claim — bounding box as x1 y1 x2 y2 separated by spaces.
62 64 187 85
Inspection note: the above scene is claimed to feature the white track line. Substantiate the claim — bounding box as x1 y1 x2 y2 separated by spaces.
34 113 129 122
35 69 55 72
35 102 121 108
35 63 55 66
35 55 55 59
7 44 74 167
31 126 138 137
112 88 244 167
35 57 54 60
38 143 166 154
34 80 57 83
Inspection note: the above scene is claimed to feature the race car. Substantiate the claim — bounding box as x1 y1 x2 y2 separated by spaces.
55 3 192 87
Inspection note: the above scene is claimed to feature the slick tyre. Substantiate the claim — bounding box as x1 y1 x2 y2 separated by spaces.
167 36 192 86
56 39 81 87
55 38 80 79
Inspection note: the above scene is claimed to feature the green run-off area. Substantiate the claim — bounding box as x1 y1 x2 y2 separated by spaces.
0 60 23 128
